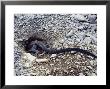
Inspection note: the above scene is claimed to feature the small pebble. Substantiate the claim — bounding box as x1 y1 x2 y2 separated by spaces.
71 51 75 53
24 53 36 62
75 15 86 21
66 30 74 37
24 63 30 67
59 39 65 43
51 54 57 58
77 55 82 59
87 66 92 70
91 73 96 76
90 60 94 66
79 73 85 76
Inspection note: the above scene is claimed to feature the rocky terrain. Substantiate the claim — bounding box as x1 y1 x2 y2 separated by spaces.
14 14 97 76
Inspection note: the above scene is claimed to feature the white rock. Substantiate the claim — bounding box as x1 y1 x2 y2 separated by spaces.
84 47 87 50
76 38 80 42
91 73 96 76
75 15 86 21
14 42 18 46
84 37 91 44
77 55 81 59
66 30 74 37
24 63 30 67
79 73 85 76
59 39 65 43
75 62 80 65
71 51 75 53
22 55 27 59
87 66 92 69
16 38 23 41
51 54 57 57
78 25 84 30
50 64 54 66
46 70 50 74
90 60 94 66
70 70 74 72
24 53 36 62
36 58 48 63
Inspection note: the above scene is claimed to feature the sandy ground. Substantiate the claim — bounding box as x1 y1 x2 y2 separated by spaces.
14 14 97 76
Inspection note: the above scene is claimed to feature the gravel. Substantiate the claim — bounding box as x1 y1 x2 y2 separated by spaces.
14 14 97 76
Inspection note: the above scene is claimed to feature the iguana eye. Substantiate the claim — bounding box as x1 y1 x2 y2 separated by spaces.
26 42 44 54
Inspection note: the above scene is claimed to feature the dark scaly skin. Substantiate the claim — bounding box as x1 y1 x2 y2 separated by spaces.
24 36 97 59
44 48 97 58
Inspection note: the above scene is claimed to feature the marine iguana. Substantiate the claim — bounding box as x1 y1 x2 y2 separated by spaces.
23 35 97 59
